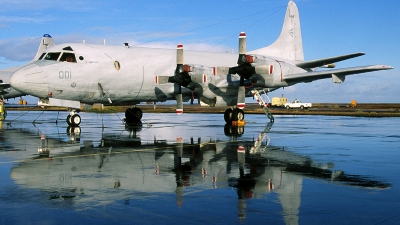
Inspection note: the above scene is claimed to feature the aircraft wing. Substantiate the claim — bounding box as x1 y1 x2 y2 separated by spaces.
295 52 365 69
284 65 393 83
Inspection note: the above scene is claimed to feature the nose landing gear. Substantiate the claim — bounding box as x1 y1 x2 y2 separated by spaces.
66 109 81 126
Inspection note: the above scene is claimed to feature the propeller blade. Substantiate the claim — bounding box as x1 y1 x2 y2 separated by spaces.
237 85 245 109
238 32 247 65
176 93 183 115
212 67 230 76
177 44 184 66
190 73 207 83
236 32 249 110
154 76 169 84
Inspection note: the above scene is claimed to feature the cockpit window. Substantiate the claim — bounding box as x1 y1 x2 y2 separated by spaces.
63 46 74 51
59 52 77 63
38 53 46 60
44 52 61 61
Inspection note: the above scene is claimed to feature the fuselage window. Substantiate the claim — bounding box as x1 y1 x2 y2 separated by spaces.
44 52 61 61
60 52 77 63
38 53 46 60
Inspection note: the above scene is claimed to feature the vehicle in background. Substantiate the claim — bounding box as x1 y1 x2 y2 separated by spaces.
284 99 312 109
271 97 288 107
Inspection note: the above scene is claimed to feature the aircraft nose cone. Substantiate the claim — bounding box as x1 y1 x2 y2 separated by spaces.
10 63 47 97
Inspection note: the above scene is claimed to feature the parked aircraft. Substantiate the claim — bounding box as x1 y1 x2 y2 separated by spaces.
9 0 393 126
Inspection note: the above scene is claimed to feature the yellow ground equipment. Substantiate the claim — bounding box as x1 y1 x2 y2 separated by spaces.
271 97 288 107
350 100 357 107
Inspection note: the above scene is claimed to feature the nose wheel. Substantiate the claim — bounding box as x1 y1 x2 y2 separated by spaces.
67 111 81 126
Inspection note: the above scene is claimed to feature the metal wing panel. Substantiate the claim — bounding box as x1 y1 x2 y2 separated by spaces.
295 52 365 69
283 65 393 83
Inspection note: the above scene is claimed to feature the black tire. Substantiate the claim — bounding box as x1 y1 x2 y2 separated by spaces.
70 114 81 126
286 105 290 109
125 108 142 123
224 108 233 123
232 108 244 121
66 115 72 126
132 108 143 120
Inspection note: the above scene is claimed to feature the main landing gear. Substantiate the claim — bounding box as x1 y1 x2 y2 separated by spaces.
125 107 143 124
224 108 244 124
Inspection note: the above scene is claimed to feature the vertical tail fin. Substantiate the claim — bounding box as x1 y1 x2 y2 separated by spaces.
32 34 55 61
249 0 304 62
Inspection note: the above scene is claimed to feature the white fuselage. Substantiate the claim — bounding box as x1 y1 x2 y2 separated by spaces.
10 43 305 107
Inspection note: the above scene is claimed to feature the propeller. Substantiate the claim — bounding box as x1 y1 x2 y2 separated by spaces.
213 32 256 109
155 44 208 115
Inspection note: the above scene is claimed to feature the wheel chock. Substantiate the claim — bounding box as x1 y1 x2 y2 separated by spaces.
232 119 246 126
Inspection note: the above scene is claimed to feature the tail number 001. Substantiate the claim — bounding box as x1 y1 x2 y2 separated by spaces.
59 71 71 79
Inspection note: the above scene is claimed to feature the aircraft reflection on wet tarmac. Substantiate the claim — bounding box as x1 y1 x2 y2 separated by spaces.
3 120 390 224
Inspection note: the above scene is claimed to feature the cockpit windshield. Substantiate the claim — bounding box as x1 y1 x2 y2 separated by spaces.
44 52 61 61
39 52 77 63
59 52 77 63
38 53 46 60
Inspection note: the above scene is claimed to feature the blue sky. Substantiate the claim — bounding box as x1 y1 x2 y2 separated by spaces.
1 0 399 103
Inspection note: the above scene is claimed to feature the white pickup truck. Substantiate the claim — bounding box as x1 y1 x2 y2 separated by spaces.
284 99 312 109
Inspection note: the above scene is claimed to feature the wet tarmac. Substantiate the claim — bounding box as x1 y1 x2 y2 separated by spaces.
0 111 399 225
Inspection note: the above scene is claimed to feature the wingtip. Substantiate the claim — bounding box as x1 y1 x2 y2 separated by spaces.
380 65 394 70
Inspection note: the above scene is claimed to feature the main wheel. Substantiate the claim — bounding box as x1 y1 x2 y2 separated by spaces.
232 108 244 121
125 107 142 123
224 108 233 123
66 115 72 125
132 108 143 120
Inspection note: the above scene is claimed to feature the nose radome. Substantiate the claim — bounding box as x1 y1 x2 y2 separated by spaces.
10 63 45 96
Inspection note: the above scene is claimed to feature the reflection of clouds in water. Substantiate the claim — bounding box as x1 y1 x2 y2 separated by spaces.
139 114 225 142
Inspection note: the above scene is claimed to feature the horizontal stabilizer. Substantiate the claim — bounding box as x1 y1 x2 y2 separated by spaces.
296 53 365 69
284 65 393 83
